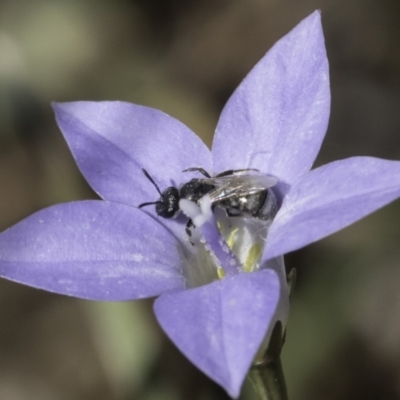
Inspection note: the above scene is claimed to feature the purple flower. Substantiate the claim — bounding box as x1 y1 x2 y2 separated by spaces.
1 10 400 398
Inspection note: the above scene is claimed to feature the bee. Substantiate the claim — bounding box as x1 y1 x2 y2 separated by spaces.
138 167 278 237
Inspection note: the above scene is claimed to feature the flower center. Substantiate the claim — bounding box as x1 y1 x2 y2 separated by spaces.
180 193 277 288
215 207 271 273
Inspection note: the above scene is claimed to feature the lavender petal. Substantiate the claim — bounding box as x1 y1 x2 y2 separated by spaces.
154 269 282 398
0 201 185 300
212 11 330 188
265 157 400 260
53 101 212 208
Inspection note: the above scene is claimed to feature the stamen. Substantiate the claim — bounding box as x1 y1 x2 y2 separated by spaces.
217 267 226 279
244 243 262 272
226 228 239 249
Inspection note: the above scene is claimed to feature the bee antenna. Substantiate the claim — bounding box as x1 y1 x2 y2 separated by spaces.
138 201 161 208
141 168 162 195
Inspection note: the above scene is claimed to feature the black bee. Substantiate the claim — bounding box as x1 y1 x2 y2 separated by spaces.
138 167 278 237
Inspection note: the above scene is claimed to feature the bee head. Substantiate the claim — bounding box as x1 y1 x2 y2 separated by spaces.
138 169 180 219
155 187 180 218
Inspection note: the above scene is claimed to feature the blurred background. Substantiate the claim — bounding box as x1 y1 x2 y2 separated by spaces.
1 0 400 399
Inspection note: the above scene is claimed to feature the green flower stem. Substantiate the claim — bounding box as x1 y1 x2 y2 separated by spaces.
248 355 288 400
247 264 295 400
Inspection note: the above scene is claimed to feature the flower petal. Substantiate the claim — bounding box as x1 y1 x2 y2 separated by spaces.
53 101 212 207
0 201 185 300
264 157 400 259
212 11 330 186
154 268 282 398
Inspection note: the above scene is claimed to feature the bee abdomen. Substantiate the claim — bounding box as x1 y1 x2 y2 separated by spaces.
257 189 278 221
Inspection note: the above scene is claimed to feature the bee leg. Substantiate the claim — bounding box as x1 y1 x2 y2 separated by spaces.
215 168 259 177
186 219 195 245
182 167 211 178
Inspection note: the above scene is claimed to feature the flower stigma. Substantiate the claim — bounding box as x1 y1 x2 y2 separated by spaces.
179 196 241 278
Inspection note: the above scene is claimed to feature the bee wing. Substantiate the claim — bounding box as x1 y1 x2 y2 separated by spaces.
203 173 277 203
